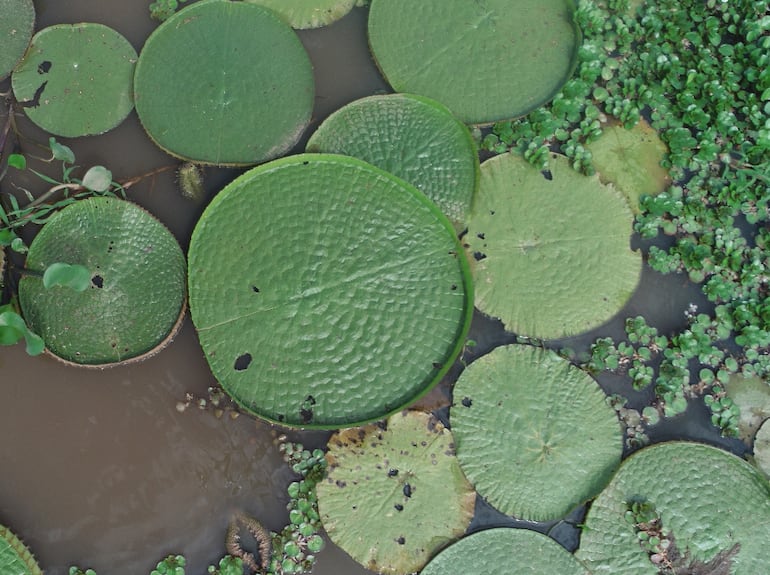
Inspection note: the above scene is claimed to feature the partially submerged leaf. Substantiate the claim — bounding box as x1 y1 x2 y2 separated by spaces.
577 442 770 574
367 0 580 124
753 419 770 478
0 524 43 575
42 263 91 292
451 345 623 521
466 152 642 339
12 23 137 137
421 528 590 575
306 93 479 225
724 375 770 443
244 0 357 29
0 310 44 355
317 411 476 574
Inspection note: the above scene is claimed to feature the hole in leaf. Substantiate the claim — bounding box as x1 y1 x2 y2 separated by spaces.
396 537 405 545
473 251 487 261
251 286 260 293
403 483 412 498
91 275 104 288
37 61 52 74
234 353 252 371
461 397 473 408
541 169 553 180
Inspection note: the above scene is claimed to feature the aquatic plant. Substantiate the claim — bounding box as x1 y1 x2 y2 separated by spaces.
0 523 42 575
0 0 35 81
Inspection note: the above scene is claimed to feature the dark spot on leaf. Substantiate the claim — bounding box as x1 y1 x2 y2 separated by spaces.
388 469 398 477
251 286 260 293
19 81 47 108
38 61 52 74
403 483 412 498
234 353 252 371
420 441 427 446
335 480 346 488
473 251 487 261
451 284 457 290
432 362 443 369
541 169 553 180
376 420 388 431
91 275 104 288
396 536 405 545
476 232 485 240
277 414 284 422
462 397 473 408
394 504 403 511
300 406 314 424
490 210 496 215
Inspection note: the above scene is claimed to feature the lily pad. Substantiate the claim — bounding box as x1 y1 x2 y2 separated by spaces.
0 0 35 80
725 374 770 443
244 0 357 29
577 441 770 574
188 154 473 428
753 419 770 477
0 524 42 575
19 197 187 367
317 410 476 574
367 0 580 124
134 0 314 165
11 23 137 137
421 528 589 575
466 152 642 340
306 93 478 225
451 344 622 521
586 120 670 213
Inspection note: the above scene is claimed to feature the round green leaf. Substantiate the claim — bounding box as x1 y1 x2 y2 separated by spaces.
586 120 670 214
81 165 113 193
725 374 770 443
19 197 187 366
42 262 91 291
244 0 356 29
421 528 589 575
134 0 314 166
367 0 580 125
0 524 42 575
306 93 479 225
0 0 35 80
188 154 473 428
451 345 622 521
317 410 476 574
11 23 137 137
577 442 770 575
466 152 642 339
753 419 770 478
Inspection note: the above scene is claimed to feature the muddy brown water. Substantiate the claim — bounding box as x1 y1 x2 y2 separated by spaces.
0 2 747 574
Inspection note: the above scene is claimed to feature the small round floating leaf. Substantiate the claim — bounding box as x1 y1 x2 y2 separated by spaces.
367 0 580 124
725 375 770 443
0 524 43 575
586 120 670 213
81 166 112 193
42 262 91 291
19 197 187 366
466 152 642 339
0 0 35 80
134 0 314 165
421 528 590 575
244 0 357 29
188 154 473 427
11 23 137 137
317 411 476 574
577 442 770 574
451 345 622 521
306 93 478 225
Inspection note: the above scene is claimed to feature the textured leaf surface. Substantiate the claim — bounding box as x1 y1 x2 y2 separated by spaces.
317 411 475 574
421 527 589 575
188 154 472 427
586 121 670 213
19 197 186 366
0 524 42 575
12 23 136 137
725 375 770 443
367 0 579 124
451 345 622 521
466 152 641 339
753 419 770 478
244 0 356 28
0 0 34 80
306 93 478 225
134 0 313 165
577 442 770 574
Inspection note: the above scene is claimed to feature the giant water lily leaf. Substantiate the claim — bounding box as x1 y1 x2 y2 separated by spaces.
367 0 580 124
0 524 42 575
12 23 136 137
0 0 35 80
306 93 478 225
753 419 770 478
19 197 186 366
421 528 589 575
134 0 314 166
317 410 475 574
451 345 622 521
188 154 473 428
244 0 356 28
586 120 670 213
577 442 770 574
725 375 770 443
466 152 642 339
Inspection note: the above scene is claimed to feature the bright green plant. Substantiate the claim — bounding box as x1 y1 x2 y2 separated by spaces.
149 0 188 20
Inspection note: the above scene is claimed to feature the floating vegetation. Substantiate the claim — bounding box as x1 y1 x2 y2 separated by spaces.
0 0 35 80
0 524 42 575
